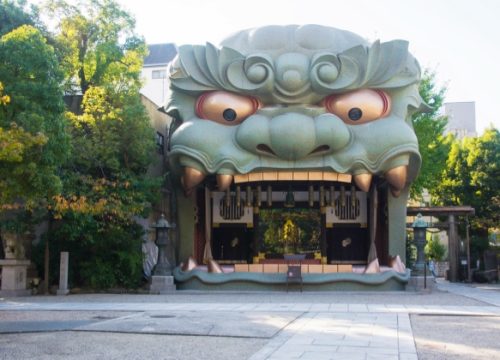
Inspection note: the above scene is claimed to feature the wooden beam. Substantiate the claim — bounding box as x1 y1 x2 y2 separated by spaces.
407 206 475 216
406 222 450 229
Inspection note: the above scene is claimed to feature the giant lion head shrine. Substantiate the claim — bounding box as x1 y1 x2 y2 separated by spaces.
162 24 426 290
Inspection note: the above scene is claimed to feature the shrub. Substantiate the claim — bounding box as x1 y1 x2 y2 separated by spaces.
425 236 446 261
33 214 145 290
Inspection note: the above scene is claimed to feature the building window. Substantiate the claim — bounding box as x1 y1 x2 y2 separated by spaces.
152 70 167 79
156 132 164 154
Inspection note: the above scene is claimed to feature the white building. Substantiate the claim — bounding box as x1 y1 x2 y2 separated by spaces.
444 102 477 139
141 43 177 106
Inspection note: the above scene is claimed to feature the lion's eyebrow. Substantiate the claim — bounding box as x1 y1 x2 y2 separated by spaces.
168 40 420 100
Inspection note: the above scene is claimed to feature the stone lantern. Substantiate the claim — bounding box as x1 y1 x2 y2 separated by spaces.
149 214 176 293
412 213 428 276
0 232 31 296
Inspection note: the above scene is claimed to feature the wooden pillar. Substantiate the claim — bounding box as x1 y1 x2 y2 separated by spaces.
466 216 471 282
252 208 260 260
448 214 459 282
320 209 327 264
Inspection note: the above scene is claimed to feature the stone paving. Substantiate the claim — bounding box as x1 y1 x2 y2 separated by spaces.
435 279 500 306
1 280 500 359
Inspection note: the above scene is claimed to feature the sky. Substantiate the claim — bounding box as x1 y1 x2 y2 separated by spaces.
52 0 500 134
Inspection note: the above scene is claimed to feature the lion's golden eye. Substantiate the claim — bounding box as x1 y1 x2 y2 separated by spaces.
195 91 261 125
323 89 391 125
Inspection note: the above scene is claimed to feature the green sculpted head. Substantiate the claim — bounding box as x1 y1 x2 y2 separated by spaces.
164 24 424 196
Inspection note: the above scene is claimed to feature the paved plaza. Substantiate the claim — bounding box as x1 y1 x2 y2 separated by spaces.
1 280 500 359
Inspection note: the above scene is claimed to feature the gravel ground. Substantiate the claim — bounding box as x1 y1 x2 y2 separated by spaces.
0 332 266 360
0 286 497 360
0 311 135 322
411 314 500 360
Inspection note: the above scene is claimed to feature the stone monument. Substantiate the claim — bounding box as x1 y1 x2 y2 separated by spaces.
56 251 70 295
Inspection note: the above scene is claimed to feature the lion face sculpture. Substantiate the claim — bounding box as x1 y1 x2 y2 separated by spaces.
165 25 423 196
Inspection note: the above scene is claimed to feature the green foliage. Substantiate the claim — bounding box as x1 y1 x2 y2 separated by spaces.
410 69 449 199
0 0 41 36
0 0 158 290
431 128 499 262
34 0 162 289
425 236 446 261
470 235 490 267
44 0 146 95
433 129 500 236
0 25 69 210
405 231 416 269
33 214 144 289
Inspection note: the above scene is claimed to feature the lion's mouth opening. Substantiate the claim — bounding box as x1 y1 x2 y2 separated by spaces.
181 166 408 198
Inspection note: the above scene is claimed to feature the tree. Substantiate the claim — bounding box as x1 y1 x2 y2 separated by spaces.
433 128 500 237
0 0 41 36
410 69 450 200
38 0 161 288
44 0 145 95
0 2 69 293
45 0 158 222
0 25 69 210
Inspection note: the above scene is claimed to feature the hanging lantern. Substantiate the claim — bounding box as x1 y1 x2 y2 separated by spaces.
284 185 295 208
340 185 346 207
351 185 357 208
309 185 314 207
225 187 231 207
256 185 262 207
319 185 325 207
246 186 252 207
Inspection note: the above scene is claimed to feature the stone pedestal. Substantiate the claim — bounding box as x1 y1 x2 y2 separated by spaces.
408 275 435 292
0 259 31 297
435 261 449 278
149 275 176 294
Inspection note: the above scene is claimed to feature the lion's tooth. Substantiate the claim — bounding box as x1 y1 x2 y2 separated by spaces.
353 173 372 192
390 187 402 197
182 167 206 193
181 177 194 196
216 174 233 191
385 165 407 191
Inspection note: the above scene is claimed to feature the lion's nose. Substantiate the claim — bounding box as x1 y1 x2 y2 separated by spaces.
267 113 316 160
235 112 351 161
236 113 315 160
